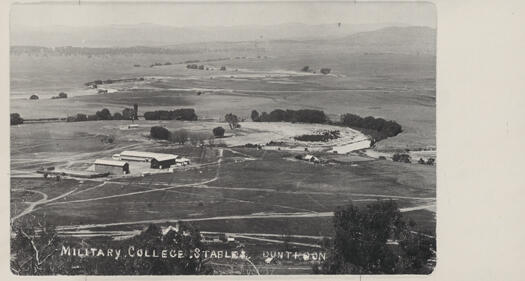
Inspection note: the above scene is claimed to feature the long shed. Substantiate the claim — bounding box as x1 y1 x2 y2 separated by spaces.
94 159 130 174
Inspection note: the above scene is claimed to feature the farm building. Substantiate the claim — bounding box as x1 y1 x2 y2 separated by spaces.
303 154 320 163
94 159 130 175
112 151 187 169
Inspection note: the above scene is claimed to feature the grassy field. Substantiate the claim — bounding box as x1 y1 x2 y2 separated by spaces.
11 43 435 150
10 42 435 273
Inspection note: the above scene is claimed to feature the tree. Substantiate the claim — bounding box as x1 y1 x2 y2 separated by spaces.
58 92 68 99
29 94 39 100
315 200 435 274
301 66 310 72
250 110 260 122
224 113 240 129
122 108 135 120
113 112 123 120
220 66 226 71
150 126 170 140
96 108 112 120
320 68 331 75
170 129 189 144
76 113 87 122
212 126 225 137
10 113 24 125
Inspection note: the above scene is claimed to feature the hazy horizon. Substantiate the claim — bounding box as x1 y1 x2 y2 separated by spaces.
11 2 436 29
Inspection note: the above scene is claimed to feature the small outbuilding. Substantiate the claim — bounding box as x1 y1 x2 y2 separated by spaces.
94 159 130 175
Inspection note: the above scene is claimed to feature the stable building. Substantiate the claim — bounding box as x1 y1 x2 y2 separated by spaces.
94 159 130 175
112 151 179 169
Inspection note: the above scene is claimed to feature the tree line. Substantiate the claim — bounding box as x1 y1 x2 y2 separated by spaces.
250 109 328 124
150 126 215 146
250 109 402 142
66 108 137 122
144 109 198 121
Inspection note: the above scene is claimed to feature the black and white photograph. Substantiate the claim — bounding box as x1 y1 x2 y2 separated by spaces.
9 1 438 275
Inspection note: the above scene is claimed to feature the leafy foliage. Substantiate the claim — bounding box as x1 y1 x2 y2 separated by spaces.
314 201 435 274
212 127 225 137
10 113 24 125
256 109 328 124
150 126 170 140
144 109 198 121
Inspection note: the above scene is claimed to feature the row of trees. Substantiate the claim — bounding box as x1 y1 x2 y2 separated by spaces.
150 126 214 146
315 200 435 274
251 109 328 124
66 108 137 122
144 109 198 121
339 113 402 142
249 109 402 143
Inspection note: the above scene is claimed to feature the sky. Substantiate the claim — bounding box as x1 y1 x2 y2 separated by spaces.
10 1 436 28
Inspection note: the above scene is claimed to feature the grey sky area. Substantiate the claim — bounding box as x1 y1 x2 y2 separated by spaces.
11 2 436 28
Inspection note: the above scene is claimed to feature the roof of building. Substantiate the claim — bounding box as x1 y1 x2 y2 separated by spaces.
94 159 129 167
120 150 178 162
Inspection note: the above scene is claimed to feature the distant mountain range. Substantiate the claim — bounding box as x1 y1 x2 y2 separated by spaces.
10 22 428 47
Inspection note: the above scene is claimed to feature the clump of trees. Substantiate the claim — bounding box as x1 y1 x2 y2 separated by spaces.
418 158 435 165
51 92 67 99
95 108 113 120
29 94 39 100
150 126 170 140
186 64 205 70
144 109 198 121
150 126 213 146
393 153 411 163
10 113 24 125
314 200 435 274
224 113 240 129
294 130 340 142
339 113 402 142
11 215 210 275
212 126 225 137
252 109 328 124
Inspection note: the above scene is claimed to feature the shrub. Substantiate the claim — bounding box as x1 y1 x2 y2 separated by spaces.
10 113 23 125
213 126 225 137
301 66 310 72
58 92 68 98
29 94 39 100
150 126 170 140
